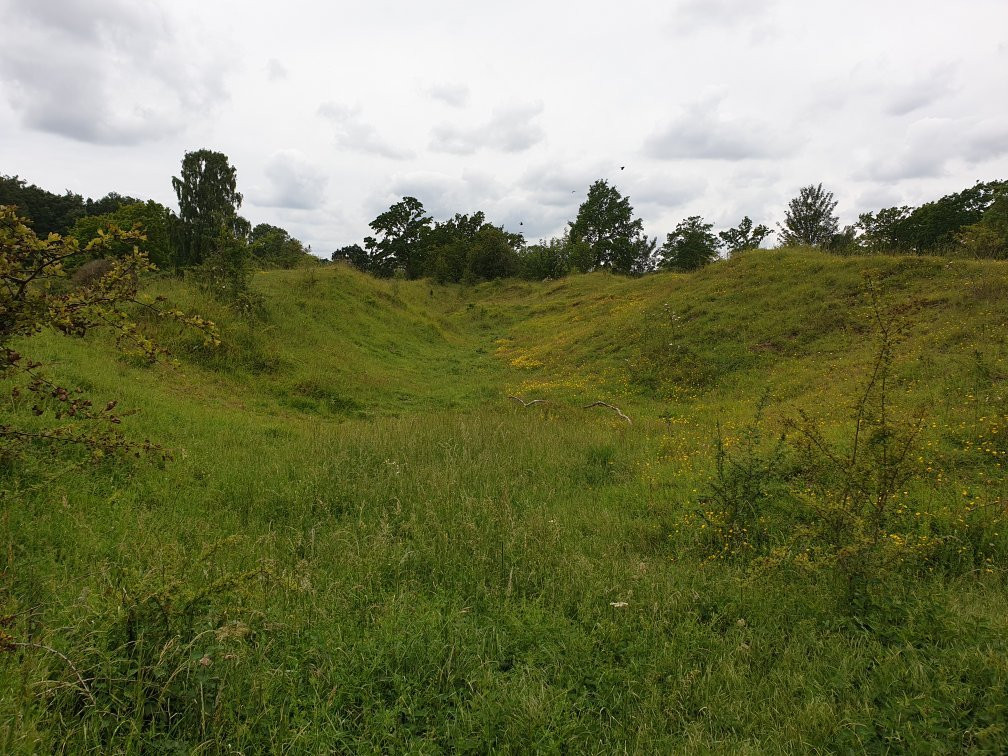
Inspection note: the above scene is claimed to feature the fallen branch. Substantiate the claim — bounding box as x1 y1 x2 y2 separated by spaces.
584 401 631 424
508 396 548 407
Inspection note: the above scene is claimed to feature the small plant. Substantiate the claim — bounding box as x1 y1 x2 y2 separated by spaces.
698 390 790 558
198 230 263 316
782 276 927 603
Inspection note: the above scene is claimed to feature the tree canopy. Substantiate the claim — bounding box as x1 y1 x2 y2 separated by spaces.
958 193 1008 259
171 149 246 268
659 216 722 271
719 216 772 256
249 223 311 269
363 196 432 278
70 201 174 269
569 180 653 275
423 212 524 283
778 184 839 247
890 180 1006 253
0 174 86 237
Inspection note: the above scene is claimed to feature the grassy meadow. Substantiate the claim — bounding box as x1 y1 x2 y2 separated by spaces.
2 248 1008 752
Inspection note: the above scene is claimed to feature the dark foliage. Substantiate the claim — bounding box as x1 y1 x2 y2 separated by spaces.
569 180 654 275
719 216 773 256
171 150 246 268
659 216 722 271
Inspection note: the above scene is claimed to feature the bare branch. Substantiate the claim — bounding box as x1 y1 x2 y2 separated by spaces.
508 396 548 407
584 401 631 424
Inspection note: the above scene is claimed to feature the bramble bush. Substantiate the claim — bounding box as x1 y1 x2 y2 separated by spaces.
685 277 989 610
779 278 928 604
695 390 791 559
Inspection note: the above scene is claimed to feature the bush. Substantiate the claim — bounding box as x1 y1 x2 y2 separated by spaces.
958 194 1008 259
698 392 791 559
0 205 218 460
198 232 263 316
70 257 114 287
688 278 933 608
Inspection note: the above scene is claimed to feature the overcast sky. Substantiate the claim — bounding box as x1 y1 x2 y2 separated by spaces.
1 0 1007 255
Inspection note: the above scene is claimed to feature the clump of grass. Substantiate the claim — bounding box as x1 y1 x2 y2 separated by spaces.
20 536 272 751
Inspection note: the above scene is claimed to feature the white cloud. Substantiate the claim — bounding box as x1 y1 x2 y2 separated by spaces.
318 102 415 160
668 0 779 37
428 82 470 107
374 170 507 222
961 119 1008 163
855 117 1008 182
266 59 289 81
251 149 328 210
629 175 707 210
644 102 788 161
0 0 229 145
430 103 545 155
519 163 603 207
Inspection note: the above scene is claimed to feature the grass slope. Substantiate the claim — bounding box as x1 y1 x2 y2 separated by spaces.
2 250 1007 752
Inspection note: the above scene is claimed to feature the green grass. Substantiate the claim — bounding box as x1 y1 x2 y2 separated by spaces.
2 250 1008 752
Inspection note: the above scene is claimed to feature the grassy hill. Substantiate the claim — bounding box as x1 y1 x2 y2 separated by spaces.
3 249 1008 752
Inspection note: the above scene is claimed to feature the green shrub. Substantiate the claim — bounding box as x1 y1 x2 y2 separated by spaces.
697 392 791 558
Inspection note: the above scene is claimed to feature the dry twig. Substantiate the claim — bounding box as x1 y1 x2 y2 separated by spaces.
584 401 631 424
508 396 548 407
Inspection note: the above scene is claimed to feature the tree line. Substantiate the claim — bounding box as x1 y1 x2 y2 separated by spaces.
337 178 1008 282
4 151 1006 296
0 150 315 277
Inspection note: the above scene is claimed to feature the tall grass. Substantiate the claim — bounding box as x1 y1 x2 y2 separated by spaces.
2 249 1008 751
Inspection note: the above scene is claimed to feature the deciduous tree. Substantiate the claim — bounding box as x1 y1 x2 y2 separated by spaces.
778 184 839 248
70 201 174 269
569 180 652 275
363 196 432 278
171 149 245 268
855 206 913 252
249 223 310 268
0 205 216 458
659 216 722 271
332 244 368 269
958 193 1008 259
0 174 85 237
896 180 1007 253
719 216 772 256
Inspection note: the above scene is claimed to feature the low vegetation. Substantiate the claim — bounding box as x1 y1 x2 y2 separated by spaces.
2 223 1007 749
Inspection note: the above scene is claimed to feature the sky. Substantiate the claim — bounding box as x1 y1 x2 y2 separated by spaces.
1 0 1007 256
